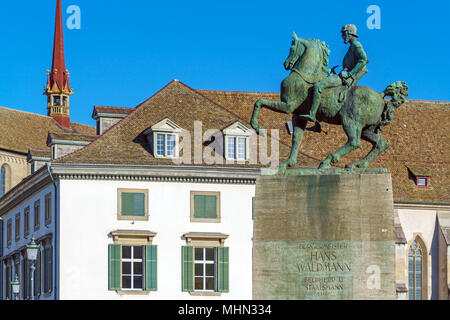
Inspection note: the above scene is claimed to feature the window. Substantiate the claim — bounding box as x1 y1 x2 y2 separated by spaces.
144 118 183 159
63 96 68 107
15 214 20 241
4 261 11 300
45 193 52 222
226 137 247 160
223 121 252 161
156 133 177 157
7 219 12 245
408 238 426 300
117 189 148 221
108 231 157 293
121 246 144 290
43 242 52 294
190 191 220 223
35 249 41 297
34 200 40 229
194 248 216 291
417 177 429 189
53 96 61 106
0 165 5 197
22 255 30 300
24 207 30 235
182 233 229 295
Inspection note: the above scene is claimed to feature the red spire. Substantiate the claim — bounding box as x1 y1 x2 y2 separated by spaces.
49 0 70 92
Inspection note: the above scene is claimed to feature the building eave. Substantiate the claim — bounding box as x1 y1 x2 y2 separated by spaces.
49 162 260 184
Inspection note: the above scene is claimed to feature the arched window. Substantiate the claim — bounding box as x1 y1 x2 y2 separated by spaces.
408 238 426 300
0 165 5 197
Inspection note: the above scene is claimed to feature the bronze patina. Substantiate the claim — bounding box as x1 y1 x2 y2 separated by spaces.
250 26 408 171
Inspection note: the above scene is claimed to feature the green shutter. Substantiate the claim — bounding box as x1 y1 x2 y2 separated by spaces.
133 193 145 216
194 195 217 219
122 193 145 217
181 246 194 292
145 245 157 291
108 244 121 290
121 193 134 216
217 247 229 292
204 196 217 218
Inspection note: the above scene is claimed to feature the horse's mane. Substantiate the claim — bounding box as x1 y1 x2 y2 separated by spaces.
304 38 331 75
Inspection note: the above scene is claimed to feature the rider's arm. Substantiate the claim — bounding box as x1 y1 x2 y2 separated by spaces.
348 42 368 78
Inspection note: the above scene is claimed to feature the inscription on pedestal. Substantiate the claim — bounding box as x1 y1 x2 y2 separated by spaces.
253 174 396 300
295 241 355 299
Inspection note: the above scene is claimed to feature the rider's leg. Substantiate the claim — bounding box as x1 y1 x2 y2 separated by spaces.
299 82 323 123
299 75 342 123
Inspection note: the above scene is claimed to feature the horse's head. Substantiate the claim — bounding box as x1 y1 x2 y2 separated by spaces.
284 32 306 71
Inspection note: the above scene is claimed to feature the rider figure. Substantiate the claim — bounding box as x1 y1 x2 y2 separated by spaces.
299 24 369 126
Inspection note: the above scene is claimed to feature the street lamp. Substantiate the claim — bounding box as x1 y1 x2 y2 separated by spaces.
11 274 20 300
26 236 40 300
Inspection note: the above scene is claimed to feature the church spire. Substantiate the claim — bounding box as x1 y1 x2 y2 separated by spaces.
44 0 73 129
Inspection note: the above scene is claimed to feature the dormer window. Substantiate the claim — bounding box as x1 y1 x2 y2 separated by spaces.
156 133 176 157
223 122 253 161
226 136 247 160
406 165 431 190
416 177 429 189
143 118 183 159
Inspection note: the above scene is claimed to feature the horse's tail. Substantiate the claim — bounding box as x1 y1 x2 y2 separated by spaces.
378 81 409 131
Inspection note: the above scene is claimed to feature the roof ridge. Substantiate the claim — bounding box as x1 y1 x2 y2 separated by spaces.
195 88 279 95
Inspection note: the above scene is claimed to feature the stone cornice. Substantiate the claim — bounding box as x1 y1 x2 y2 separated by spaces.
50 163 260 184
394 201 450 211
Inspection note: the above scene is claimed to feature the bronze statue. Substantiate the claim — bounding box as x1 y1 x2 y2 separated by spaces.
250 26 408 171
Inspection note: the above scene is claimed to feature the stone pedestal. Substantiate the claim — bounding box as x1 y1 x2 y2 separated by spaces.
253 170 396 300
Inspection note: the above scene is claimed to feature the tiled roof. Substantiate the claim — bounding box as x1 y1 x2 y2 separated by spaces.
0 106 96 154
55 80 449 203
54 80 319 168
197 89 449 203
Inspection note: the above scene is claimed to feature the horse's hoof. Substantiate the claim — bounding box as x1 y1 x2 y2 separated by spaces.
256 127 266 136
277 165 287 175
318 161 331 169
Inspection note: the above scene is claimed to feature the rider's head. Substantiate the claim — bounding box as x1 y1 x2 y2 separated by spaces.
341 24 358 44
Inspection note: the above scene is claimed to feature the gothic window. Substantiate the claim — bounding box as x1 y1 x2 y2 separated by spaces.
0 165 5 197
408 238 425 300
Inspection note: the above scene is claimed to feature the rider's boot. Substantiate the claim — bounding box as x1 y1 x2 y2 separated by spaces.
299 87 321 125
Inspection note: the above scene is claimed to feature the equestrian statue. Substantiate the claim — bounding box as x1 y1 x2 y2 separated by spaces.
250 24 409 170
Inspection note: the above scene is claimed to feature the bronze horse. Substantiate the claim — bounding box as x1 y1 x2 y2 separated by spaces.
250 33 408 170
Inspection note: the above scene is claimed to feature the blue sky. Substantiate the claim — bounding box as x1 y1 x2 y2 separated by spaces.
0 0 449 125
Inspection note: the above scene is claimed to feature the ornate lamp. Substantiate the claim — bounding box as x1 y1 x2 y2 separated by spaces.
26 236 40 300
26 236 39 261
11 274 20 300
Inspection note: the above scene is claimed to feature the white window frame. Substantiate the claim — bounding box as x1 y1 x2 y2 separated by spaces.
155 132 178 158
194 247 217 292
223 121 253 161
121 245 144 291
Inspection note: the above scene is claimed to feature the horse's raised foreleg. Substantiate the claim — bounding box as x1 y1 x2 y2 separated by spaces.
346 126 390 169
279 115 307 171
319 119 362 169
251 99 298 134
